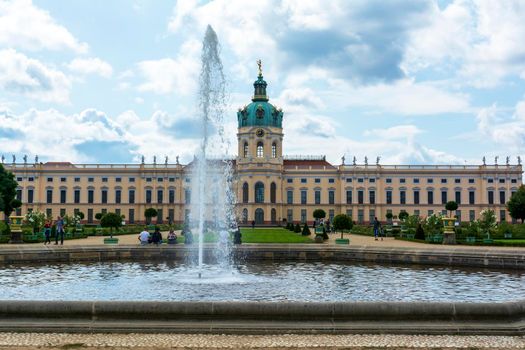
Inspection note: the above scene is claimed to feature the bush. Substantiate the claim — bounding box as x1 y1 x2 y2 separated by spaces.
294 223 301 233
313 209 326 220
301 223 311 236
398 211 409 221
351 225 373 236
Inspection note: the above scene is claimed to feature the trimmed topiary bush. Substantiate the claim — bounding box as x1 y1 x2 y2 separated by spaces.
301 223 311 236
415 224 425 240
294 223 301 233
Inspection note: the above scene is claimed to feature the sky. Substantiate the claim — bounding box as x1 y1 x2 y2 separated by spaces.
1 0 525 166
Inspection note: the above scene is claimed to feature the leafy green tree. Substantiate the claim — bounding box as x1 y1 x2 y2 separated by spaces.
144 208 158 224
332 214 353 239
398 211 409 221
95 213 103 221
0 164 18 221
423 213 443 236
478 209 497 239
385 212 393 222
301 223 311 236
100 212 122 239
76 211 85 220
313 209 326 220
445 201 458 217
507 185 525 223
24 211 46 233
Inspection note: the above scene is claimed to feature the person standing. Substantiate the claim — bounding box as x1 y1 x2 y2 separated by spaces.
43 219 51 245
54 216 65 245
138 228 150 246
373 217 382 241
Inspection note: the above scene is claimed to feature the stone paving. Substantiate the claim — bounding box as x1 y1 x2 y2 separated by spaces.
0 333 524 349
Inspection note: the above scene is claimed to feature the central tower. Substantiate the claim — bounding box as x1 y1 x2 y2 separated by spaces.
236 61 284 225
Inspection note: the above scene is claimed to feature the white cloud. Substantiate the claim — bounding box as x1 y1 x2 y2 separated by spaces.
0 49 71 103
136 39 201 95
67 58 113 78
476 102 525 152
0 0 88 53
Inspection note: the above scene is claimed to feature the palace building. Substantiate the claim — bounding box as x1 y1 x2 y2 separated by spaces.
4 68 523 225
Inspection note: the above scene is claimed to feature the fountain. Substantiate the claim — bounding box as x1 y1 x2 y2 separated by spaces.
188 25 236 276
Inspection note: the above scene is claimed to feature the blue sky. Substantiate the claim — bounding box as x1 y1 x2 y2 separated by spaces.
1 0 525 165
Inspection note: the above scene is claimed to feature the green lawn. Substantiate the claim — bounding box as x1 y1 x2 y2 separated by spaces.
239 227 313 243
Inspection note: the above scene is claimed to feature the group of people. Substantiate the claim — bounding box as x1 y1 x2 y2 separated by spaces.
43 216 65 245
138 228 178 245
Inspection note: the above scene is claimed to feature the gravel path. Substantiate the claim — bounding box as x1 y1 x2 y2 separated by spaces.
0 333 524 349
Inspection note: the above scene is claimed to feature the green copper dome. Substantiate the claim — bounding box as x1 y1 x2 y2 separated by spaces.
237 65 283 128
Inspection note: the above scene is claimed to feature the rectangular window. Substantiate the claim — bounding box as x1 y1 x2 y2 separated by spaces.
60 177 66 182
413 178 419 184
185 178 191 183
455 191 461 204
287 178 293 183
441 191 447 204
469 191 475 205
157 189 163 204
157 209 163 224
116 177 121 182
168 209 174 223
369 178 375 183
329 209 335 222
146 177 152 182
346 178 352 183
469 178 475 184
455 178 461 184
386 178 392 183
88 190 94 204
185 189 191 204
314 190 321 205
60 208 66 217
427 178 434 183
74 177 80 182
358 209 364 224
328 178 335 183
60 189 66 204
101 208 107 215
287 209 293 223
301 190 307 204
169 177 175 182
157 177 163 182
129 177 135 182
169 189 175 204
511 179 518 183
500 209 506 222
27 189 34 204
413 190 420 205
346 209 353 220
102 177 108 182
400 190 406 204
329 190 335 204
314 178 321 183
441 209 447 216
46 189 53 204
287 190 293 204
16 177 23 182
47 177 53 182
146 190 152 204
488 190 494 204
428 209 434 216
115 190 121 204
386 190 392 204
400 178 406 183
115 208 121 217
428 191 434 204
500 191 506 204
441 178 447 184
369 190 375 204
301 209 307 223
72 189 80 204
87 209 93 224
128 209 135 224
129 190 135 204
101 190 108 204
88 177 94 182
358 178 364 183
414 209 420 217
28 177 34 182
301 178 307 183
456 210 461 222
499 178 505 184
469 210 475 222
358 190 364 204
16 189 22 201
346 190 352 204
488 178 494 183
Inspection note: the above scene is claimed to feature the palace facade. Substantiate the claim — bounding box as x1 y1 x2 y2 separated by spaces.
4 69 523 225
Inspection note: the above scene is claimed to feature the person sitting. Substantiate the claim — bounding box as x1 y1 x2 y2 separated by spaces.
151 227 162 245
167 230 177 244
138 228 150 246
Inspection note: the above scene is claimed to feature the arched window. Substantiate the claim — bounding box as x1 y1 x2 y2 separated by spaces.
271 208 276 224
256 142 264 157
255 208 264 224
242 208 248 224
242 182 249 203
272 143 277 158
270 182 276 203
255 182 264 203
243 142 248 157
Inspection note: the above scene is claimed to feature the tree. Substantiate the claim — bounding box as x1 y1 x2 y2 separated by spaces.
313 209 326 220
301 223 311 236
445 201 458 218
0 164 18 221
76 211 85 220
415 224 425 240
332 214 353 240
478 209 497 239
95 213 103 221
385 212 393 222
100 212 122 239
294 223 301 233
144 207 158 224
507 185 525 223
398 211 409 221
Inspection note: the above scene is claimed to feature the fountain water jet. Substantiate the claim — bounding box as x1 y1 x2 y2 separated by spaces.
189 25 236 276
